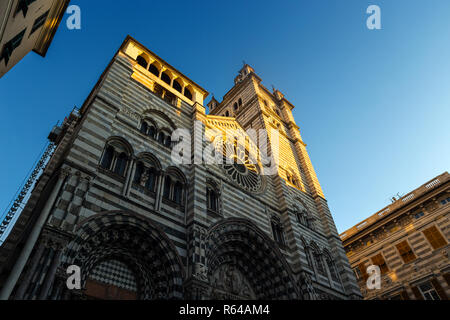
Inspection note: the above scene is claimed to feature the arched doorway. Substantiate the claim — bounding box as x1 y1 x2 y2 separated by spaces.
63 212 184 300
206 218 301 300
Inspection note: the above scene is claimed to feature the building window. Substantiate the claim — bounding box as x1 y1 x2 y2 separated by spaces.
134 162 145 183
15 0 37 17
238 98 243 107
271 221 285 246
161 72 171 85
207 188 218 212
136 54 148 69
184 87 192 100
149 63 159 77
140 122 148 134
396 241 416 264
173 182 183 204
418 281 441 300
423 226 447 250
158 132 166 145
163 176 172 199
148 125 156 138
164 135 172 148
233 102 238 111
0 29 26 66
145 168 157 191
414 211 424 219
99 141 130 177
133 162 158 192
173 80 182 93
371 254 389 275
163 174 185 206
113 153 128 176
30 10 50 36
325 254 339 282
100 146 115 170
313 249 326 276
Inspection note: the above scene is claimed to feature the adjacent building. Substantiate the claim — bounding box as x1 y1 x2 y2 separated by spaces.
0 0 70 78
0 36 361 300
341 172 450 300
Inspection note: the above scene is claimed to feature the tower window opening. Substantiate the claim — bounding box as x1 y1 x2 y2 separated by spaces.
136 55 148 69
184 87 193 100
149 63 159 77
114 152 128 176
100 146 115 170
173 80 182 93
161 72 171 85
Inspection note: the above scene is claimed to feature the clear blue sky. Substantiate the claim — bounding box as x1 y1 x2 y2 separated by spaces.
0 0 449 233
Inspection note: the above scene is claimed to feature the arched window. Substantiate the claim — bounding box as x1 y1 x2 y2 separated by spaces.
325 254 339 282
313 248 326 276
163 176 172 199
140 122 148 134
114 152 128 176
271 220 285 246
173 80 182 93
149 63 159 77
184 87 192 100
238 98 243 106
148 125 156 138
225 111 230 117
173 181 183 204
164 135 172 148
161 72 171 85
136 55 148 69
207 188 218 212
303 243 313 268
158 132 166 145
233 102 238 111
145 167 157 191
101 146 115 170
134 161 144 183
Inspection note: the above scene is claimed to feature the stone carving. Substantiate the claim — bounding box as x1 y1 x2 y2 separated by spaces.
298 272 318 300
193 263 208 282
209 264 255 299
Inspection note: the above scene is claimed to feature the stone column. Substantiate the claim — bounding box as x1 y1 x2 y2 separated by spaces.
13 243 46 300
0 168 70 300
38 247 63 300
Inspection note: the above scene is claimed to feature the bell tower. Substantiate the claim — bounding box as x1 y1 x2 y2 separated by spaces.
209 64 361 299
209 64 323 197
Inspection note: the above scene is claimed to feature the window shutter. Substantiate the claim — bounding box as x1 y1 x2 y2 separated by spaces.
431 279 447 300
411 286 424 300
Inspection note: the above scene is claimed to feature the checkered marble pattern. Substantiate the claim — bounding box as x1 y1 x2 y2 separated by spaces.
90 259 137 292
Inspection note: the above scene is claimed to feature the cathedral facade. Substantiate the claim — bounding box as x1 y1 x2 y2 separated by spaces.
0 36 361 300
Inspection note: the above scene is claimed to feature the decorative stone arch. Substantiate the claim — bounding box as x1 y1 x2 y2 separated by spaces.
322 248 340 283
310 241 326 277
136 52 150 69
148 60 161 77
205 218 301 300
62 211 185 300
136 152 162 170
142 109 177 131
105 136 134 157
